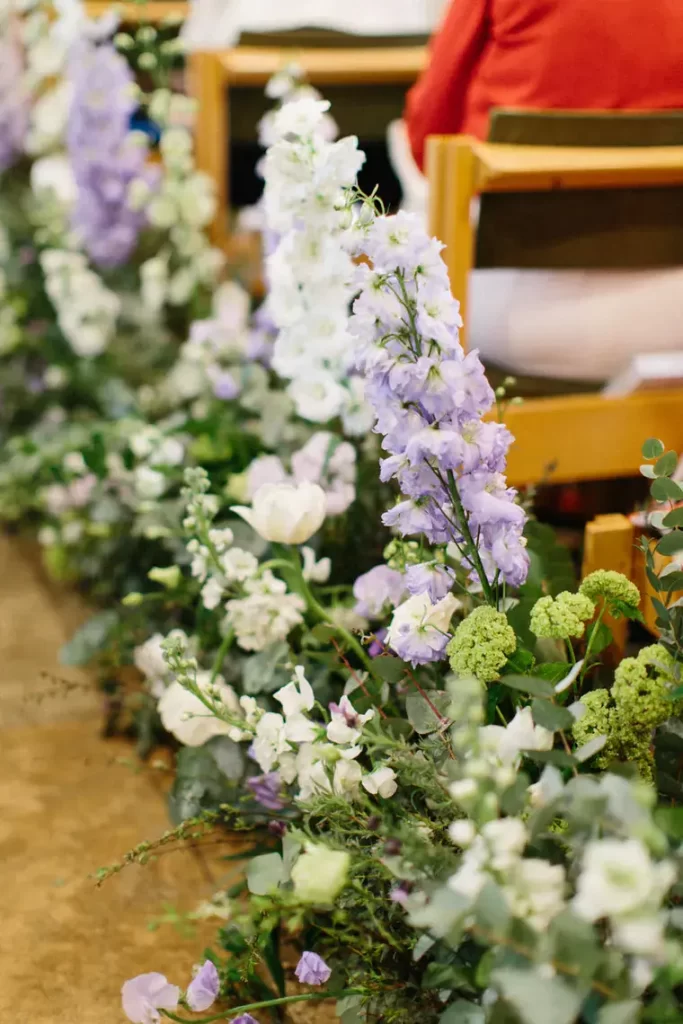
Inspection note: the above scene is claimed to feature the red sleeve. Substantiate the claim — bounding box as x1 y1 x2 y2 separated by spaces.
405 0 489 170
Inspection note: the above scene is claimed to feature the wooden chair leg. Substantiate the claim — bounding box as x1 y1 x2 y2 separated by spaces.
582 514 636 659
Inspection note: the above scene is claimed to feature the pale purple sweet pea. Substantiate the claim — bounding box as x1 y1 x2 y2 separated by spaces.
187 960 220 1012
353 565 406 619
212 370 240 400
246 772 287 811
121 972 180 1024
232 1015 259 1024
295 951 332 986
405 562 455 602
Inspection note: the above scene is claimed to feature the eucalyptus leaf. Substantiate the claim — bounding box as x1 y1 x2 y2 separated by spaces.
642 437 665 459
60 610 119 666
663 507 683 529
372 655 407 683
412 934 436 961
597 1000 640 1024
406 690 452 734
651 477 683 503
439 1000 485 1024
655 531 683 557
654 450 678 477
208 736 244 780
243 642 291 695
574 735 608 762
492 968 583 1024
246 852 285 895
531 698 574 732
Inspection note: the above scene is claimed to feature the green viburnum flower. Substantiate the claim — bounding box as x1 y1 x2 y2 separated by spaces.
580 569 640 609
530 591 596 640
572 689 614 769
446 606 516 683
383 538 422 572
291 843 350 905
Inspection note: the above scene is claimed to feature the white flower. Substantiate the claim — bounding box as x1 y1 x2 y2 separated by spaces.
362 766 398 799
290 842 350 905
220 548 258 582
287 371 347 423
252 712 291 772
133 632 171 692
479 707 554 768
225 590 305 651
386 592 460 658
613 916 667 957
158 672 240 747
504 859 566 932
301 546 331 583
30 154 77 207
231 481 326 545
333 758 363 798
273 97 331 140
245 455 289 500
574 839 676 924
480 818 528 873
448 820 476 847
201 577 224 610
274 666 315 718
327 695 374 745
134 466 167 500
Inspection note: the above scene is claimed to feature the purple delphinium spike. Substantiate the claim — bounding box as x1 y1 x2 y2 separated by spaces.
246 771 287 811
187 960 220 1012
294 951 332 986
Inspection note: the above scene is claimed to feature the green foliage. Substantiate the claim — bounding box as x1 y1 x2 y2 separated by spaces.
59 610 119 666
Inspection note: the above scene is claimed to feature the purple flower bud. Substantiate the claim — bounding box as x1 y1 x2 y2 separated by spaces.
294 951 332 986
268 820 288 838
389 880 413 906
246 772 287 811
231 1015 259 1024
186 960 220 1012
121 972 180 1023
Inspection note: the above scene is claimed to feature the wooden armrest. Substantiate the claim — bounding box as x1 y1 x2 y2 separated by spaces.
85 1 187 22
443 137 683 192
218 45 426 86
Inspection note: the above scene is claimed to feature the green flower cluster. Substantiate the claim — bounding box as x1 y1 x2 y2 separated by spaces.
573 644 677 779
580 569 640 609
383 539 422 572
530 591 595 640
446 606 516 683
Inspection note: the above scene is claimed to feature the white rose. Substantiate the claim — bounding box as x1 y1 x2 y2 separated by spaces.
290 842 350 905
158 672 240 747
574 839 675 923
362 766 398 799
231 481 326 545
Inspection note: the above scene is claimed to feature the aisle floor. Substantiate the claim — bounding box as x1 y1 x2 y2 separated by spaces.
0 535 221 1023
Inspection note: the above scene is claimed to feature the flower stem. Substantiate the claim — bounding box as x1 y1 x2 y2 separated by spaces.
579 603 606 685
209 628 234 686
446 471 495 606
161 989 362 1024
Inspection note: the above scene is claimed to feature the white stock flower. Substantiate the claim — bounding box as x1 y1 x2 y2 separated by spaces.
231 481 326 545
133 632 171 692
288 371 347 423
201 577 224 610
158 672 240 747
225 589 305 651
362 766 398 799
220 548 258 582
479 707 554 768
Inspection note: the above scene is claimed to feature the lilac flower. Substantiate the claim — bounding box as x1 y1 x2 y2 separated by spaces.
66 39 157 268
121 972 180 1024
295 951 332 986
405 562 455 602
232 1015 259 1024
367 627 388 658
187 960 220 1012
351 212 529 596
353 565 406 619
246 771 287 811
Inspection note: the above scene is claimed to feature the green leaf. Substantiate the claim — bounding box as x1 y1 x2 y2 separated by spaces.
656 531 683 557
384 717 414 739
654 450 679 477
660 572 683 593
336 994 365 1024
439 1001 485 1024
504 647 536 675
598 1001 640 1024
60 610 119 666
243 642 291 695
412 934 436 962
500 675 556 699
610 599 645 622
492 968 583 1024
651 477 683 502
309 623 338 644
372 655 407 682
651 597 671 625
208 737 244 780
585 620 612 656
531 698 574 732
168 746 238 824
640 463 657 479
534 662 573 684
642 438 665 459
654 806 683 841
406 690 451 734
246 852 285 895
663 507 683 528
574 735 608 762
474 881 510 934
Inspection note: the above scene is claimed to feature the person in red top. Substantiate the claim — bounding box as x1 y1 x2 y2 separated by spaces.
406 0 683 170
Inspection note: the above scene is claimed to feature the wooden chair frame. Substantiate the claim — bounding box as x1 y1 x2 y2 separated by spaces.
188 45 426 250
426 135 683 489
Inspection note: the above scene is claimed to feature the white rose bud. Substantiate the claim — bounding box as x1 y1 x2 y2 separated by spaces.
290 843 350 905
231 481 326 545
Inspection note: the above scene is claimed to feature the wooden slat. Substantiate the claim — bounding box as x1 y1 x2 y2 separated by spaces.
502 389 683 487
85 1 187 22
467 139 683 193
218 45 427 86
187 52 230 250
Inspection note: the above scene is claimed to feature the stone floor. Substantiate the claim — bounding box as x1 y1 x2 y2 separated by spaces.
0 535 223 1023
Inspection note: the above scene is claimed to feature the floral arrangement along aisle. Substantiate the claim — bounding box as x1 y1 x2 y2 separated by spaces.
112 108 683 1024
